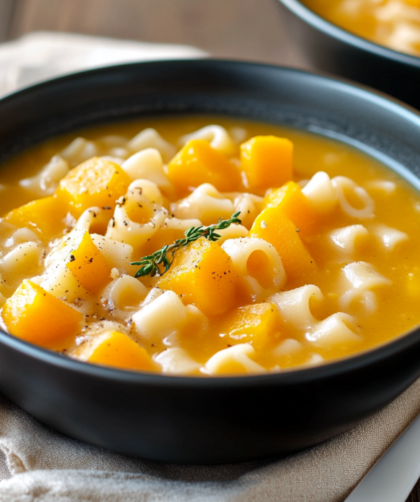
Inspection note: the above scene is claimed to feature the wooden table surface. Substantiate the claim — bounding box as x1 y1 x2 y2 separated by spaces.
0 0 418 500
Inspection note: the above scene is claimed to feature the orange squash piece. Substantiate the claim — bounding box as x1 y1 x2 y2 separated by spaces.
158 237 238 315
240 136 293 191
218 303 281 349
66 230 112 293
57 157 130 216
2 280 83 349
84 331 157 372
264 181 318 234
249 206 316 280
3 195 69 240
167 139 241 195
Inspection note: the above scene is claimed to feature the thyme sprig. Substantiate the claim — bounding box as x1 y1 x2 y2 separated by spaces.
131 211 241 278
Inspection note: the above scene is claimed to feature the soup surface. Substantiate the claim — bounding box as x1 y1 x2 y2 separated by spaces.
302 0 420 57
0 116 419 376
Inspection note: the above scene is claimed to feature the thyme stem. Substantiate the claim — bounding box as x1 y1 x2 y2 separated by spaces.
131 211 241 278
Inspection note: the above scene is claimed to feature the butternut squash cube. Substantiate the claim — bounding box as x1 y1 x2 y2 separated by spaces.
66 230 112 293
167 140 241 195
249 207 316 280
264 181 317 234
2 280 83 349
218 303 281 349
240 136 293 191
3 195 69 239
57 157 130 215
83 331 157 372
158 237 237 315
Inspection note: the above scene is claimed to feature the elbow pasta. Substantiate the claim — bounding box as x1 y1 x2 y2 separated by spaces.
0 116 419 375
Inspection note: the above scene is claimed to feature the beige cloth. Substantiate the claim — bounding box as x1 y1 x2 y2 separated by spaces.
0 31 419 501
0 379 419 501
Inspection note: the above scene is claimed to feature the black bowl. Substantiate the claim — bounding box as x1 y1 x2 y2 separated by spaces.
278 0 420 110
0 60 420 464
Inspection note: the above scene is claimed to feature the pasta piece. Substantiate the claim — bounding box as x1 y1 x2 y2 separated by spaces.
222 237 286 301
371 224 408 250
5 228 40 249
158 238 237 316
332 176 375 219
155 348 201 375
141 287 164 307
105 185 167 251
0 242 42 288
91 235 134 275
19 155 69 197
171 183 235 225
340 262 391 310
127 128 176 163
61 137 98 166
272 338 303 358
268 285 323 330
223 192 264 229
302 171 338 215
342 261 391 290
306 313 361 348
141 217 202 256
180 125 236 156
74 207 113 236
305 354 324 366
132 290 187 344
128 179 164 206
329 225 369 254
204 344 265 375
366 180 396 195
214 224 248 244
122 148 172 192
229 127 247 143
102 275 148 311
240 136 293 191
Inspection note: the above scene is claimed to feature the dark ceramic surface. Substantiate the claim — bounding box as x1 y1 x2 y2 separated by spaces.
0 60 420 463
278 0 420 110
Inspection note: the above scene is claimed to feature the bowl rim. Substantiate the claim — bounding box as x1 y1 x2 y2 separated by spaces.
1 58 420 388
278 0 420 68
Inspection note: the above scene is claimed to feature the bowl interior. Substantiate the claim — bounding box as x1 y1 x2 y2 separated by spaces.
0 60 420 384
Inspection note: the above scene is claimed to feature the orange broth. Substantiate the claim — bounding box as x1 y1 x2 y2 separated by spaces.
0 115 419 374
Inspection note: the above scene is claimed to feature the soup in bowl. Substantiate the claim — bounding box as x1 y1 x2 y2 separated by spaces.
302 0 420 58
1 60 420 463
1 116 420 377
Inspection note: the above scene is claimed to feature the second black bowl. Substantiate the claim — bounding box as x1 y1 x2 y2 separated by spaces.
278 0 420 110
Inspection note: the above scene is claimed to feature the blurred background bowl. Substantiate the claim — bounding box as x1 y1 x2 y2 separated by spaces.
278 0 420 110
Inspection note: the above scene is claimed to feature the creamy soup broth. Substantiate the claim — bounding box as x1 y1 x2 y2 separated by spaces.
0 116 419 375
